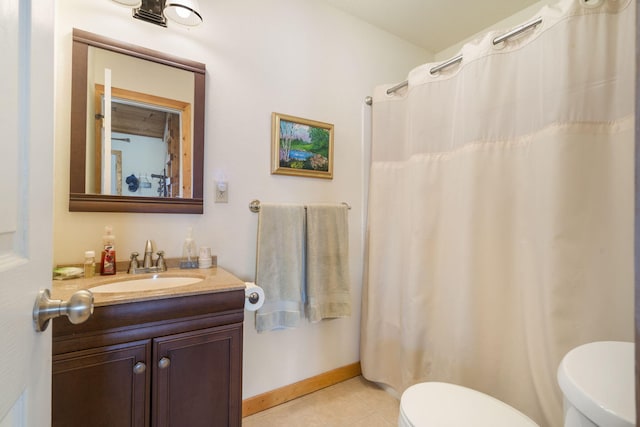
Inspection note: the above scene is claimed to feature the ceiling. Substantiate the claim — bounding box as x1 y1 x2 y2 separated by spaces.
111 102 168 139
322 0 543 53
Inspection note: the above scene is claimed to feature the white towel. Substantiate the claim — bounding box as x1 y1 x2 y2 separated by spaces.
255 203 305 332
305 203 351 322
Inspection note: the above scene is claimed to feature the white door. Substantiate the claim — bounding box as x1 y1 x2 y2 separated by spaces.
0 0 54 425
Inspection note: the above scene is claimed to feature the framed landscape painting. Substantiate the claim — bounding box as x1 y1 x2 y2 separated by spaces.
271 112 334 179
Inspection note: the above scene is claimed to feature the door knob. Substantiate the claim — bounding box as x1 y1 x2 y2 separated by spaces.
33 289 94 332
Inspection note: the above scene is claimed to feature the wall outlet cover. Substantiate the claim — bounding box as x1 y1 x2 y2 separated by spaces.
214 181 228 203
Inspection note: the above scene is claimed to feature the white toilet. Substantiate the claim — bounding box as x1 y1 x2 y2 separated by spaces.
557 341 634 427
398 382 538 426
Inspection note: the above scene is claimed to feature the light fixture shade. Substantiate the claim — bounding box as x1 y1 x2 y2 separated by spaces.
164 0 203 26
111 0 142 7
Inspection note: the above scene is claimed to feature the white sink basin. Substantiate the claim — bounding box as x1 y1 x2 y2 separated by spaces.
90 276 203 293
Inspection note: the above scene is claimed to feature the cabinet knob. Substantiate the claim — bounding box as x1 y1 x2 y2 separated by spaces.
158 357 171 369
133 362 146 374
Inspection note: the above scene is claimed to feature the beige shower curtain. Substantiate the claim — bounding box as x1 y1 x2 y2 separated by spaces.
361 1 635 426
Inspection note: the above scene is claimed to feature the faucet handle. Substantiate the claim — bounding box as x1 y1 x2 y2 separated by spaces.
155 250 167 272
128 252 140 273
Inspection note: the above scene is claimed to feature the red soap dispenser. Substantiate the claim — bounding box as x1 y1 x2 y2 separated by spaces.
100 225 117 275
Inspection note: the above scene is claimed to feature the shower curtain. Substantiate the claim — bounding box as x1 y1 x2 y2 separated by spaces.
361 1 635 426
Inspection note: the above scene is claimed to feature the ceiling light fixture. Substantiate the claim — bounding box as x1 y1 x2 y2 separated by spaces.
111 0 142 7
163 0 203 27
133 0 167 27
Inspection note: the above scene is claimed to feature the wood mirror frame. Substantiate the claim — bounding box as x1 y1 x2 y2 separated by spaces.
69 29 205 214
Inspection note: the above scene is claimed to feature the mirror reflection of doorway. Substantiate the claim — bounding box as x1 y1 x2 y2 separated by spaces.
110 150 122 195
94 85 192 198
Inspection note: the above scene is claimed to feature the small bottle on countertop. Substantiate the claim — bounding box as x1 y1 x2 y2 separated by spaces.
100 226 117 275
84 250 95 278
180 226 198 269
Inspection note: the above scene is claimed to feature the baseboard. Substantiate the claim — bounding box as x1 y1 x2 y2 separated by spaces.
242 362 362 418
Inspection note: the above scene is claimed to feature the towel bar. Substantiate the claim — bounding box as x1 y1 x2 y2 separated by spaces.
248 199 351 213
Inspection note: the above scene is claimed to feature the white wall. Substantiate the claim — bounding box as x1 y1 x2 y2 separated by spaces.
54 0 427 399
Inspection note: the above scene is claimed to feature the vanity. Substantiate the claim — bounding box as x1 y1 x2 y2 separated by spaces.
55 26 239 425
51 268 245 427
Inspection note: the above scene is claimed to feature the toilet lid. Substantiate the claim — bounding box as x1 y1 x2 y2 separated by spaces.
400 382 538 427
557 341 634 427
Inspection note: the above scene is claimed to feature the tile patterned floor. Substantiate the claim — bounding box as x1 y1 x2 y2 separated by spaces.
242 376 400 427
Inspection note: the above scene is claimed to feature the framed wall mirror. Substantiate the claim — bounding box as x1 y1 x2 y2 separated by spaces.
69 29 205 213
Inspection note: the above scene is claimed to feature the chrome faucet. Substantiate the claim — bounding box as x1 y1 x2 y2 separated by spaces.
142 240 154 269
127 252 140 273
128 241 167 274
155 251 167 272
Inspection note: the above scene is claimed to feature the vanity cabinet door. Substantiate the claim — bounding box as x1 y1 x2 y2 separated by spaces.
152 324 242 427
52 340 151 427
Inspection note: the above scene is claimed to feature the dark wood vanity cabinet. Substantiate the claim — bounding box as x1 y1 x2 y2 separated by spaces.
152 325 242 427
52 340 150 426
52 290 244 427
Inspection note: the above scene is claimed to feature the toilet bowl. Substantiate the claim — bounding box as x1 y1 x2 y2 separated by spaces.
398 382 538 426
557 341 634 427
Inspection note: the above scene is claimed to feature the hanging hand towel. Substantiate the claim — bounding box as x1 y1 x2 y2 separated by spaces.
305 203 351 322
255 203 305 332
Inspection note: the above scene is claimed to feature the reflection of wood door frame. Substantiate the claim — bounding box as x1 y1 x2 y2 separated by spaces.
112 150 122 196
94 85 192 198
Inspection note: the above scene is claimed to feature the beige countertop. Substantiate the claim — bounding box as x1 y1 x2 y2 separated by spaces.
52 267 246 307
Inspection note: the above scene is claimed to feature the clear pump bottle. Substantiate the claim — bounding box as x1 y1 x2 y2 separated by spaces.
180 227 198 269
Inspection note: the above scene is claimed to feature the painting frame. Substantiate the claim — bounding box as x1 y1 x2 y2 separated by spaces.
271 112 334 179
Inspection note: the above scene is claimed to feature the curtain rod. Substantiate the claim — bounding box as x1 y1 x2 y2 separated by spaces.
249 199 351 213
366 16 543 102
